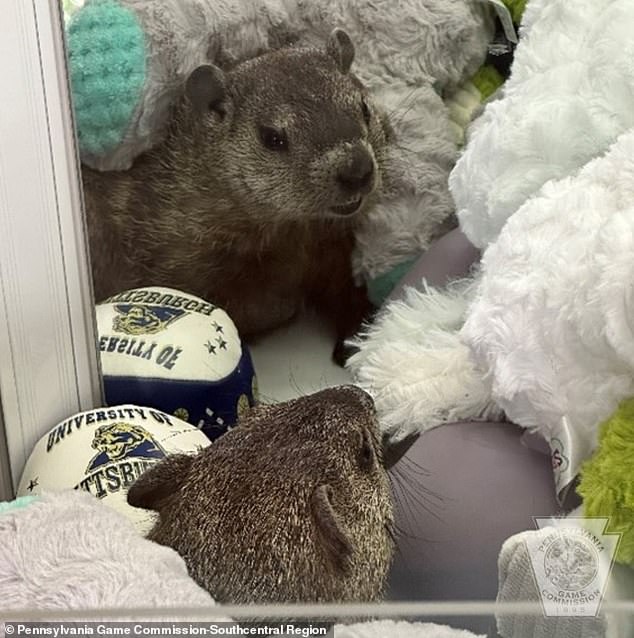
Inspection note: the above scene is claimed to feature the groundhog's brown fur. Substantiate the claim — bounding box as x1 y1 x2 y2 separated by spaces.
82 31 389 353
127 385 395 604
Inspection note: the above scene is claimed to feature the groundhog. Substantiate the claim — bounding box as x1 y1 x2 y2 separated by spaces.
127 385 396 604
82 30 390 362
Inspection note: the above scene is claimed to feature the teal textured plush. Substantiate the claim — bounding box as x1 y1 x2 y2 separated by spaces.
366 256 419 307
67 0 146 156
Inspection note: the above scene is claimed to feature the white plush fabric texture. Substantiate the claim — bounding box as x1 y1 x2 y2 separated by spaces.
450 0 634 250
462 129 634 467
348 278 502 441
0 491 220 615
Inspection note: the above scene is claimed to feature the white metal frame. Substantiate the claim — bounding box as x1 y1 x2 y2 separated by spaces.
0 0 102 492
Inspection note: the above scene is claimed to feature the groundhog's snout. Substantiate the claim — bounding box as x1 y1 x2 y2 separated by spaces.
314 384 376 414
337 147 375 195
330 145 377 216
320 385 420 470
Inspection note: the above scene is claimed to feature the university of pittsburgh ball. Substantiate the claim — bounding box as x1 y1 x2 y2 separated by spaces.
16 405 211 534
96 286 258 441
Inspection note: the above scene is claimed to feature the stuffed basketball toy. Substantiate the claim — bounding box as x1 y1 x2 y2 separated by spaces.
96 286 258 441
16 405 210 534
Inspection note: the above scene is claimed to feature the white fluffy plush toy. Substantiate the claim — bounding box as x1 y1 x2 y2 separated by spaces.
348 0 634 490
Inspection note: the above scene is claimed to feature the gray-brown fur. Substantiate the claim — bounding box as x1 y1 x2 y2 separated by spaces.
82 31 390 350
127 385 394 603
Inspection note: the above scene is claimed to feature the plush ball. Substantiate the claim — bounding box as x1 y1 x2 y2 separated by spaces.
577 398 634 566
16 405 210 534
96 286 258 441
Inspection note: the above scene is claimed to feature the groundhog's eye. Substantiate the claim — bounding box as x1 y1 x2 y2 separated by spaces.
259 126 289 152
361 97 372 124
359 429 375 471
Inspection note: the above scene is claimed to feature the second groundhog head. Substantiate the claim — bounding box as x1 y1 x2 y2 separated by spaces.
127 385 401 604
182 29 390 222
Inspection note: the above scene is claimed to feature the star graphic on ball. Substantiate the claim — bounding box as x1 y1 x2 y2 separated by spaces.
205 340 217 355
212 321 224 334
27 477 39 492
216 337 228 350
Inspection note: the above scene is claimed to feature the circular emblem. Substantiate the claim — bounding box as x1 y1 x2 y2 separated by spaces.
544 534 598 591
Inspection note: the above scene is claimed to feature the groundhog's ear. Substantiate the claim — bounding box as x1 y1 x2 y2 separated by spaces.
311 484 354 573
127 453 194 512
327 29 355 74
185 64 228 116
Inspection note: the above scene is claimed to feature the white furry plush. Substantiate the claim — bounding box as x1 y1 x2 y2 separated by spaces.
450 0 634 250
462 129 634 480
349 278 502 442
349 0 634 445
0 491 481 638
0 491 220 616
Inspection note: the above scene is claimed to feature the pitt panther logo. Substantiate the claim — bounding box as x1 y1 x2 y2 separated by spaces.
112 304 186 336
86 422 166 473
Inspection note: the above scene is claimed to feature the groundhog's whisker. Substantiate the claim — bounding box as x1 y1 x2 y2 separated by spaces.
390 464 445 523
382 87 420 124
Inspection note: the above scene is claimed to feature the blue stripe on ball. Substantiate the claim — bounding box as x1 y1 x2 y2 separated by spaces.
103 347 257 441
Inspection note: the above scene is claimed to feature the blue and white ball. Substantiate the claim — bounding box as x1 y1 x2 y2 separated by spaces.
96 286 257 440
17 405 211 534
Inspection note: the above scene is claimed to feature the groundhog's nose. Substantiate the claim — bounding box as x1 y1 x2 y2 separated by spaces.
337 147 375 194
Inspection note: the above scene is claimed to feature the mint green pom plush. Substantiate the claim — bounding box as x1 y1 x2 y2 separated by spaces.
67 0 146 156
578 398 634 566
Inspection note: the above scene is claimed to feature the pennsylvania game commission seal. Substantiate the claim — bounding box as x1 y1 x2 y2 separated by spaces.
525 517 621 617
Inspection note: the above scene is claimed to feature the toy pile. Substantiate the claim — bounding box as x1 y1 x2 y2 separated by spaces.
346 0 634 635
16 2 629 637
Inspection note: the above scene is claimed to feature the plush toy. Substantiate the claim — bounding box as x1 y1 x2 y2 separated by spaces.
65 0 494 304
493 396 634 638
577 398 634 567
442 0 527 147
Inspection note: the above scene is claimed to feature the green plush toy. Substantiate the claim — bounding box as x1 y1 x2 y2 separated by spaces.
505 0 528 24
444 0 527 143
578 398 634 566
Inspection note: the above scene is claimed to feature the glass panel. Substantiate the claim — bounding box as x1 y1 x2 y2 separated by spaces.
0 0 101 486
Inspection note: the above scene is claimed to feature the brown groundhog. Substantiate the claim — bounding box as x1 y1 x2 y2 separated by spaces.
82 30 390 361
127 385 396 604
